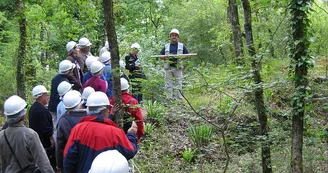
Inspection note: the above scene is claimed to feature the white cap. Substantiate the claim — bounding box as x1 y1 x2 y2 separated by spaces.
63 90 82 109
78 37 92 48
82 87 95 100
131 43 141 51
169 28 179 36
59 60 76 74
99 51 111 64
86 92 109 107
66 41 77 52
90 61 105 74
85 56 98 70
4 95 27 116
57 81 73 98
32 85 49 99
88 150 129 173
120 78 129 91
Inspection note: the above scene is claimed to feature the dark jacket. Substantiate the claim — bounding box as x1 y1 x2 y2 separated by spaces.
56 110 87 169
48 74 69 112
66 55 83 91
63 115 138 173
29 102 53 148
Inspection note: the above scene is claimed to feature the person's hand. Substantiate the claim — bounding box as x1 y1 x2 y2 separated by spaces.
110 103 120 115
50 136 55 148
183 56 189 59
56 167 62 173
127 121 138 134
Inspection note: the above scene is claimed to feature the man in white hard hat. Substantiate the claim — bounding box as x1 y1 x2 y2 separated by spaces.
78 37 93 73
160 28 189 101
56 81 73 121
81 86 95 108
56 90 87 173
83 61 108 93
88 150 130 173
125 43 146 103
0 95 55 173
63 92 138 173
66 41 84 87
109 78 144 142
29 85 56 170
82 56 98 85
49 60 78 129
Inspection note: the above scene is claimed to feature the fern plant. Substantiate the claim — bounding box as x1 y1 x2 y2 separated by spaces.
182 147 197 163
187 125 213 147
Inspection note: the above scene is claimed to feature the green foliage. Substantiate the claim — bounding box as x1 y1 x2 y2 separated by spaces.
187 125 213 147
181 147 197 163
143 101 166 124
144 123 155 135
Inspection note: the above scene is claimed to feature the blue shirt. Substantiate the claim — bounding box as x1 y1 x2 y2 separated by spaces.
160 43 188 67
56 101 67 122
102 65 113 98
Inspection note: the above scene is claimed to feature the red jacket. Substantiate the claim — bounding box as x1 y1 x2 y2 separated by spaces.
83 76 107 94
109 92 144 140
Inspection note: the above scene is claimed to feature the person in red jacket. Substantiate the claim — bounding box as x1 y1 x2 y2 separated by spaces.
83 61 107 94
63 92 138 173
108 78 145 141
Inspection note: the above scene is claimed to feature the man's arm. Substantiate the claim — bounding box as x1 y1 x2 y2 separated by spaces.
63 131 79 173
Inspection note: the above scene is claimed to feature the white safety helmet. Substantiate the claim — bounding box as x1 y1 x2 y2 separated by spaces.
169 28 180 36
82 87 95 101
99 51 111 64
4 95 27 116
66 41 77 53
32 85 49 99
63 90 82 109
88 150 129 173
85 56 98 70
90 61 105 74
86 91 109 107
78 37 92 48
131 43 141 51
119 60 125 68
59 60 76 74
57 81 73 98
120 78 129 91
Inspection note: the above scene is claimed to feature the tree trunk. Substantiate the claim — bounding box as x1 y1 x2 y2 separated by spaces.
241 0 272 172
103 0 123 127
16 0 26 99
228 0 244 64
290 1 312 172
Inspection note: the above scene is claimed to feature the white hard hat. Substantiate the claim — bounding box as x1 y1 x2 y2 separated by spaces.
4 95 27 116
63 90 82 109
66 41 77 52
169 28 180 36
82 87 95 100
99 51 111 63
119 60 125 68
88 150 129 173
85 56 98 70
90 61 105 74
57 81 73 98
86 91 109 107
120 78 129 91
32 85 49 99
78 37 92 48
131 43 141 51
59 60 76 74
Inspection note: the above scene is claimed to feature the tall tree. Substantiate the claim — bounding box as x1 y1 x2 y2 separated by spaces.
228 0 244 64
16 0 27 99
103 0 123 127
289 0 313 172
242 1 272 173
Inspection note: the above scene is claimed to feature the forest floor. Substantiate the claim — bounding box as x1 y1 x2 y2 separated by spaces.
134 57 328 173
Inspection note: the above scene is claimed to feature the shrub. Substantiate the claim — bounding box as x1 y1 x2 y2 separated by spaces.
187 125 213 147
182 147 197 163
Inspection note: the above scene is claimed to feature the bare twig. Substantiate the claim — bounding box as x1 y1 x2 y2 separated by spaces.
314 2 328 15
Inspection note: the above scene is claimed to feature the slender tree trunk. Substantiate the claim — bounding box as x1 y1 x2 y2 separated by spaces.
103 0 123 127
228 0 244 64
290 1 312 172
241 0 272 172
16 0 26 99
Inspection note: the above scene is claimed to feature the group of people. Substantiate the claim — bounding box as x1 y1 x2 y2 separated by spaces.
0 28 189 173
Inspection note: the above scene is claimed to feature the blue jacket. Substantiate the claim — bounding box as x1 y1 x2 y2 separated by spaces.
102 65 113 98
63 115 138 173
